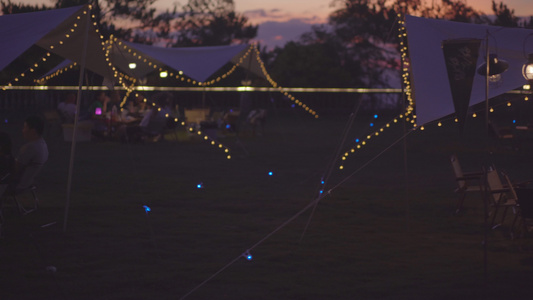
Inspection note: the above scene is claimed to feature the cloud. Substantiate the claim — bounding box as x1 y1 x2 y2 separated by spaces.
244 8 327 25
253 18 321 50
243 9 268 18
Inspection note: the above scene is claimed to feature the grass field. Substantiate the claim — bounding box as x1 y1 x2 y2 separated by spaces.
1 108 533 300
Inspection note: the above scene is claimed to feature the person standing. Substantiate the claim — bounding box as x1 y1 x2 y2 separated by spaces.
57 92 77 123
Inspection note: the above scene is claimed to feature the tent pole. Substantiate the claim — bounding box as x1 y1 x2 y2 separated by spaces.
483 30 490 285
63 6 91 232
201 86 206 109
403 81 409 232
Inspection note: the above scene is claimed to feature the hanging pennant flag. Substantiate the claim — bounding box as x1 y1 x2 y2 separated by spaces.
441 38 482 131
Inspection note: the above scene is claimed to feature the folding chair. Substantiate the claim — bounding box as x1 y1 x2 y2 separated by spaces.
450 154 484 213
485 169 518 229
513 187 533 238
0 165 42 216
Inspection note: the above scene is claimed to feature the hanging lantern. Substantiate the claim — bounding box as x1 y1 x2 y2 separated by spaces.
522 53 533 81
477 53 509 82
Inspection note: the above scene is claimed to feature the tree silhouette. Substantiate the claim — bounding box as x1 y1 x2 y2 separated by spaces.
153 0 257 47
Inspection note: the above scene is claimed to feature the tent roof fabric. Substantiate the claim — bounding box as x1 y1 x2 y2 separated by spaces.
406 15 533 126
0 5 113 80
0 6 82 71
120 42 250 82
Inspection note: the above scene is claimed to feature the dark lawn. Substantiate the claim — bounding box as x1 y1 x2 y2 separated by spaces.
1 109 533 300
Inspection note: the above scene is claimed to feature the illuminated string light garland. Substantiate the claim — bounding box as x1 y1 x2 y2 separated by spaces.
108 38 203 85
201 46 255 87
128 91 232 159
249 45 319 118
106 40 319 118
2 5 103 90
35 61 78 85
418 93 532 131
337 14 416 170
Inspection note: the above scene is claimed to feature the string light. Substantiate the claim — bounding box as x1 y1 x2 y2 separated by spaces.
417 93 532 131
249 45 319 118
2 7 93 88
115 42 319 118
37 34 235 160
337 14 416 170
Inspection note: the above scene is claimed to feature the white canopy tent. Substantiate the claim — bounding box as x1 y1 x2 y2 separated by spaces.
44 41 267 85
116 42 252 82
0 5 113 231
405 15 533 126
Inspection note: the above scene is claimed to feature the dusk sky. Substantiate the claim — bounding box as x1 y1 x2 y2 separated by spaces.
15 0 533 48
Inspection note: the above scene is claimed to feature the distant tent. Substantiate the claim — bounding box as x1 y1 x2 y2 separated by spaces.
405 15 533 126
105 41 267 84
118 42 250 82
43 41 269 85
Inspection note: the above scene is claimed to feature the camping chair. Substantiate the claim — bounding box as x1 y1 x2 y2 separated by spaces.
485 169 518 229
450 154 484 213
0 170 41 238
513 187 533 238
0 164 43 217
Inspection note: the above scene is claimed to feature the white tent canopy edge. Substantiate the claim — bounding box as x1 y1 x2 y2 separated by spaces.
405 15 533 126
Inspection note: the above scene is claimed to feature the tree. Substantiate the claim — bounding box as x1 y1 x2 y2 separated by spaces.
491 0 519 27
420 0 483 23
1 0 49 14
269 41 352 87
266 0 490 91
1 0 158 41
287 0 401 89
54 0 157 41
153 0 257 47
